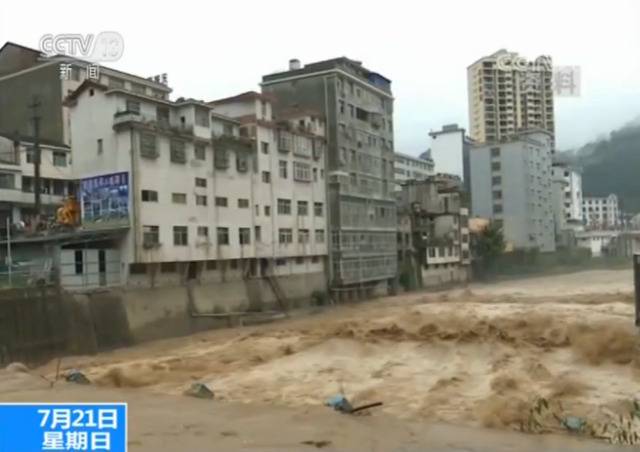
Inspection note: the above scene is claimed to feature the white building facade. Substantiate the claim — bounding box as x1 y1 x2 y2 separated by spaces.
582 194 620 229
66 83 327 289
551 163 583 236
0 134 75 228
393 151 434 190
470 130 556 252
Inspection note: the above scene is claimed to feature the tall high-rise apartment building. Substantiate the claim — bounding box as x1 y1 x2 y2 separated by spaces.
467 49 555 146
262 58 397 298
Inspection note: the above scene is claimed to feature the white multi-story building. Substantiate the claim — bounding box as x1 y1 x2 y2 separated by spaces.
551 163 583 235
582 194 620 229
66 82 327 288
0 134 75 228
470 129 556 252
393 151 434 190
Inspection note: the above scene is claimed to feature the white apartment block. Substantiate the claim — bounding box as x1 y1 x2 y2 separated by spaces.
467 49 555 146
470 130 556 252
582 194 620 229
66 82 327 287
551 164 583 233
0 134 75 228
393 152 434 190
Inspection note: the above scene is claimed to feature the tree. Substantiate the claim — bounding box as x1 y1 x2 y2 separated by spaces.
471 221 505 278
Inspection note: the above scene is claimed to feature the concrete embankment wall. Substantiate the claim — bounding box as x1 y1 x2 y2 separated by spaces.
0 272 326 364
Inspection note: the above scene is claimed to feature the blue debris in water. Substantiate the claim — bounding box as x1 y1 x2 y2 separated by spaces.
325 395 353 413
563 416 586 432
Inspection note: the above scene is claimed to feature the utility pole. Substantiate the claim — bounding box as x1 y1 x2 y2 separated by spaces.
28 96 42 219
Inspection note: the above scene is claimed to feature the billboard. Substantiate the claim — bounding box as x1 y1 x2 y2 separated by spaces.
80 172 130 229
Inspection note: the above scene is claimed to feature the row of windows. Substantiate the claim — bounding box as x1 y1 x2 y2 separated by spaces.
142 225 325 247
141 189 324 216
129 255 323 275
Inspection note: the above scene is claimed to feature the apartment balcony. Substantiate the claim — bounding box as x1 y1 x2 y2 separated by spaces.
0 187 65 206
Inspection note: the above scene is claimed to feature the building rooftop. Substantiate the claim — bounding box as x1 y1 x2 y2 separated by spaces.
208 90 276 106
0 41 172 92
262 57 392 94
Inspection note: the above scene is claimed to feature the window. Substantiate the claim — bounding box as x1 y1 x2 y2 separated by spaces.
276 258 287 266
156 106 170 125
206 260 217 270
239 227 251 245
173 226 188 246
196 195 207 206
493 204 503 214
492 190 502 200
315 229 325 243
314 202 323 217
194 144 206 160
261 142 269 154
108 77 125 89
126 99 140 113
296 257 305 265
97 139 103 155
311 256 320 263
255 204 260 216
140 133 157 158
339 100 345 114
25 148 35 164
492 176 502 185
141 189 158 202
297 200 308 216
255 226 261 242
0 173 15 189
74 250 83 275
236 154 249 172
277 198 291 215
279 228 293 244
130 83 146 95
238 198 249 208
197 226 209 238
262 171 271 183
172 193 187 204
217 227 229 245
215 197 228 207
348 104 354 117
214 149 229 169
195 177 207 188
195 108 209 127
279 160 288 178
142 225 160 246
298 229 310 243
293 161 311 182
491 147 501 157
51 151 67 167
264 205 271 216
313 168 318 181
491 162 501 171
170 140 187 163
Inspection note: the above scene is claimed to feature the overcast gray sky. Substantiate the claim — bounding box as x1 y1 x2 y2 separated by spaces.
2 0 639 166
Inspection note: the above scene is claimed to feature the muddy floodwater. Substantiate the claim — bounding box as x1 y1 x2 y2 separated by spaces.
3 269 638 451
